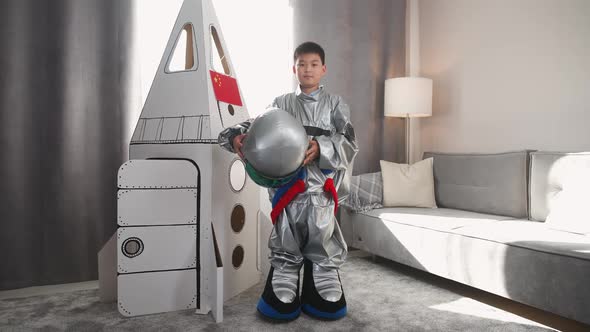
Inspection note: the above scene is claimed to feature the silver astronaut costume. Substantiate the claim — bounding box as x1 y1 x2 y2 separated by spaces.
219 86 358 303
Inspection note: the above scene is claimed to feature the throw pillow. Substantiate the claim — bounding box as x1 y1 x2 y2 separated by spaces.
380 158 437 208
342 172 383 213
545 184 590 235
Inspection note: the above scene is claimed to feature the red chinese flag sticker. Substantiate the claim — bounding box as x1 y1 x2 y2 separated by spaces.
209 70 243 106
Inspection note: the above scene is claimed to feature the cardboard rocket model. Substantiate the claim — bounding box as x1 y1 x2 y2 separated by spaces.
99 0 260 323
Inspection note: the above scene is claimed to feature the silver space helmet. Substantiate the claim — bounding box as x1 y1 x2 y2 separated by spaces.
242 108 308 188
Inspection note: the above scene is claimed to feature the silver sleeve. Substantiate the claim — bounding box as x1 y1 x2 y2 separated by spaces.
315 99 359 171
217 119 253 153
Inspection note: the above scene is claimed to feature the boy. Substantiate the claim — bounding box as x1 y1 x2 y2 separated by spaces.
218 41 358 320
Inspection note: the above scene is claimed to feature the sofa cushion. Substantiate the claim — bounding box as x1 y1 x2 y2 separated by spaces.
453 219 590 261
380 158 437 208
545 183 590 235
423 151 529 218
529 151 590 222
361 207 514 232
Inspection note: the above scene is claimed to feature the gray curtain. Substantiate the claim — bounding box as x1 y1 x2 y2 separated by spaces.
0 0 136 290
292 0 407 174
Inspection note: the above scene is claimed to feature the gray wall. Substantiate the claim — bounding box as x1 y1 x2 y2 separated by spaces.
0 0 136 290
419 0 590 155
292 0 407 174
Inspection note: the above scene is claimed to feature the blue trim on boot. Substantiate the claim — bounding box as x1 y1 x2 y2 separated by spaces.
257 297 301 320
302 303 347 320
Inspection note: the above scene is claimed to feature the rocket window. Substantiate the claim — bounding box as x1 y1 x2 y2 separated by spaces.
230 204 245 233
229 159 246 192
232 245 244 269
166 23 198 73
210 25 230 75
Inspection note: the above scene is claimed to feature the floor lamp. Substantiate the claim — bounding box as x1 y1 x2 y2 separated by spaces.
384 77 433 163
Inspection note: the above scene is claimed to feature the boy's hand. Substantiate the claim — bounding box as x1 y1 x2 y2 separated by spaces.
233 134 246 159
303 139 319 165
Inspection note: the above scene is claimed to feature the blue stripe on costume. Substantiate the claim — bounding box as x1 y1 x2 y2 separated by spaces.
271 168 306 207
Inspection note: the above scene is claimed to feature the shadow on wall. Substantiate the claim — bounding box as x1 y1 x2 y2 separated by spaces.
419 59 461 153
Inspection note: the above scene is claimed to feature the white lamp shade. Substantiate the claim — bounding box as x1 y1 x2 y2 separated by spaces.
384 77 432 117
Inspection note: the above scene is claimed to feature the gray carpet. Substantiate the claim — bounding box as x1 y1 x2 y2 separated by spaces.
0 252 555 332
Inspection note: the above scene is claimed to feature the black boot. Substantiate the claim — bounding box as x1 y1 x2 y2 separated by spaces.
301 259 347 320
256 266 301 320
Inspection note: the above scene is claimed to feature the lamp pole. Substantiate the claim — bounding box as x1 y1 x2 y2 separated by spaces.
405 113 410 164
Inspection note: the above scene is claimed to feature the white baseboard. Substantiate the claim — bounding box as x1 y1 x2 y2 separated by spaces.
0 280 98 300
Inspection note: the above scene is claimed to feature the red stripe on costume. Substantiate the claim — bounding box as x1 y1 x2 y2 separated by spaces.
269 178 339 225
270 179 306 224
323 178 338 215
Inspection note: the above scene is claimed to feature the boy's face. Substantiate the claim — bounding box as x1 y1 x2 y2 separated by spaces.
293 53 326 91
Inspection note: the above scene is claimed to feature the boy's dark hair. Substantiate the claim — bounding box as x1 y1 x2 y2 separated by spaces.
293 41 325 65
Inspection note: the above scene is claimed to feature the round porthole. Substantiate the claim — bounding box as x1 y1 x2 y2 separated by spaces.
229 158 246 192
122 237 144 258
228 104 235 116
232 245 244 269
231 204 246 233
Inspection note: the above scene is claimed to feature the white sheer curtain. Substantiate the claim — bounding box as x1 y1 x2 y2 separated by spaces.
135 0 293 118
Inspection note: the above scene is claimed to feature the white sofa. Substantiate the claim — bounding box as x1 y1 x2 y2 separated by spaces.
341 151 590 325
